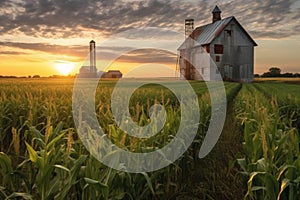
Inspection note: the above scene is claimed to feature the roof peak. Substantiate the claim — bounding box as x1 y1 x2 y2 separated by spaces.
197 16 233 28
212 5 221 13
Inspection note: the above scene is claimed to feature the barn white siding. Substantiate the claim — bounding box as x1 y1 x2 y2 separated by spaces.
191 47 211 80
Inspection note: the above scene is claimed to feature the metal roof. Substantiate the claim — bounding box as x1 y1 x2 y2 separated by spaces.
195 16 233 45
178 16 257 50
212 6 221 13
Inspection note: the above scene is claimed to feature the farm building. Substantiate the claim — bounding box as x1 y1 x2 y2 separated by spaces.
102 70 123 78
77 41 123 79
178 6 257 82
78 66 96 78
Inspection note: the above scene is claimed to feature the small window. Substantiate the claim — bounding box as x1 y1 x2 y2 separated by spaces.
214 44 224 54
216 56 220 62
225 30 232 36
201 68 204 74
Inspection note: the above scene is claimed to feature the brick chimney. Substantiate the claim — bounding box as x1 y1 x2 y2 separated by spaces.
212 6 221 23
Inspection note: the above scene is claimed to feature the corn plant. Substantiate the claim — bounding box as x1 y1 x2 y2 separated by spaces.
236 84 300 200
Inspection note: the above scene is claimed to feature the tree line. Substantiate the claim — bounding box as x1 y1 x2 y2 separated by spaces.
255 67 300 78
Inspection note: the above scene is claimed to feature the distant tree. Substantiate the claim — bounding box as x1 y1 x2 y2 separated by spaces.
28 75 31 78
260 67 300 78
254 74 260 78
32 75 40 78
269 67 281 77
261 72 271 77
262 67 281 77
282 73 293 78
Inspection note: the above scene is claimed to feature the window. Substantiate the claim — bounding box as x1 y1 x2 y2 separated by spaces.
225 30 232 36
214 44 224 54
201 68 205 74
216 55 220 62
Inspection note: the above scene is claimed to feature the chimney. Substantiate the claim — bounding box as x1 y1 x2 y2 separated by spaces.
89 40 96 74
185 19 194 38
212 6 221 23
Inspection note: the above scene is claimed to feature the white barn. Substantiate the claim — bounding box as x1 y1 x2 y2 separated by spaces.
178 6 257 82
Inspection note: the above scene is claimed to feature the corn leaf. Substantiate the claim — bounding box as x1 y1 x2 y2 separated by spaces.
25 142 38 163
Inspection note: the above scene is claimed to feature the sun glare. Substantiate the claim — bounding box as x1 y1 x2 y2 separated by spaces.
54 61 75 75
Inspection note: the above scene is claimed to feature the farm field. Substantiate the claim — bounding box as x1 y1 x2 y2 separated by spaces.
255 78 300 84
0 78 299 199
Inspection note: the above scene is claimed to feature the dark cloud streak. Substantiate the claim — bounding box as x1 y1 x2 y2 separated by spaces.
0 41 176 64
0 41 86 58
0 51 28 55
113 49 177 64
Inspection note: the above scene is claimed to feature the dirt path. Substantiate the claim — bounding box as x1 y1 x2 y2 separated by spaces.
174 98 245 199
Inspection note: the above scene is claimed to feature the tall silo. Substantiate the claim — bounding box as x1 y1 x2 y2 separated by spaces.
89 40 96 76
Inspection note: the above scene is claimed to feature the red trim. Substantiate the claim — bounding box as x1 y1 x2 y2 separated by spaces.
205 45 210 53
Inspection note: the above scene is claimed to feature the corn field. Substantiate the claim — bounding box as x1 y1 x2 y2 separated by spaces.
236 83 300 200
0 78 299 199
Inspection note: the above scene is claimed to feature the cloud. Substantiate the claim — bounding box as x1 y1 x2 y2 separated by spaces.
0 41 176 64
0 51 27 55
114 49 177 64
0 41 86 58
93 47 177 64
0 0 299 42
0 0 209 38
219 0 300 39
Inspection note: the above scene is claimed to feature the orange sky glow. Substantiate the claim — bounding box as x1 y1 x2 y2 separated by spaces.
0 0 299 77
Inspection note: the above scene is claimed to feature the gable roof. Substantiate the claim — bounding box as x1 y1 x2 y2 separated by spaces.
178 16 257 50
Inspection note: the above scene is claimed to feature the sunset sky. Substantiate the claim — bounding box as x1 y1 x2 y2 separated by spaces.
0 0 299 77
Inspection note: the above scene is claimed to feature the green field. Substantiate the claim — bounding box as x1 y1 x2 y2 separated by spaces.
0 78 299 199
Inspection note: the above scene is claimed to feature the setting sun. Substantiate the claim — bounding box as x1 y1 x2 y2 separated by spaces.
54 61 75 75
